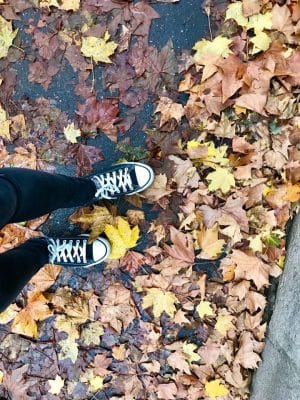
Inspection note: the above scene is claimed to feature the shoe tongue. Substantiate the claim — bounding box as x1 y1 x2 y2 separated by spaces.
128 167 138 187
86 243 93 261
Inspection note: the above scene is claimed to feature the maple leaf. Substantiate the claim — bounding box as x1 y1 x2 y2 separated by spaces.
76 96 119 141
11 291 52 338
0 104 10 140
231 249 271 290
94 354 112 376
142 173 173 202
64 122 81 144
234 331 261 369
182 342 200 364
70 205 113 241
193 36 232 64
284 182 300 202
155 96 184 127
81 31 118 63
196 300 215 319
142 288 178 318
198 224 225 259
29 263 61 292
164 226 195 263
250 31 271 54
80 321 104 346
59 337 79 364
48 375 64 395
40 0 80 10
0 16 17 59
104 216 139 259
215 314 235 336
0 303 20 324
3 365 32 400
205 379 229 399
157 383 177 400
206 167 235 194
167 351 191 374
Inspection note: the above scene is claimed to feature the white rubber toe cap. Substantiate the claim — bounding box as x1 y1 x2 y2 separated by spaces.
93 238 111 263
134 163 154 190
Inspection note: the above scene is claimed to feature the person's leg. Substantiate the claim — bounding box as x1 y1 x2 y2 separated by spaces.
0 167 97 224
0 237 48 312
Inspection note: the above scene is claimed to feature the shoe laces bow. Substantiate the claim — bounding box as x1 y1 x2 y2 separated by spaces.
92 167 133 199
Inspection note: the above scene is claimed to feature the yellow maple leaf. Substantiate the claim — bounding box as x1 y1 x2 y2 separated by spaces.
80 321 104 346
250 31 271 54
0 16 18 59
205 379 229 399
0 370 3 384
198 224 225 259
182 342 200 364
81 31 118 63
0 303 20 324
248 11 272 32
193 36 232 64
225 2 248 27
90 375 104 392
104 216 139 259
215 314 235 336
0 104 11 140
142 288 178 318
206 167 235 194
64 122 81 143
59 337 79 363
249 235 263 252
40 0 80 11
196 300 214 319
284 183 300 202
48 375 65 395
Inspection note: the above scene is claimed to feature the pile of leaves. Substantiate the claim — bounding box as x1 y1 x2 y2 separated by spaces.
0 0 299 399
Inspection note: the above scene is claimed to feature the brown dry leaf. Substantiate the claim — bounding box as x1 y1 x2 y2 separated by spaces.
29 264 61 292
167 350 191 374
234 331 262 369
93 354 112 376
198 224 225 259
3 365 31 400
164 226 195 263
142 173 173 202
11 291 52 338
169 155 200 192
155 96 185 127
231 249 272 290
112 344 127 361
157 382 178 400
245 291 266 313
100 283 137 332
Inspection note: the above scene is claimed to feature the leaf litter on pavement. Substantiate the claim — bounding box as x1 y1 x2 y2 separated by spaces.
0 0 299 399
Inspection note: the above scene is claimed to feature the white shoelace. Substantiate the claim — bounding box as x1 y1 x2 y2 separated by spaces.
91 168 134 199
48 238 87 264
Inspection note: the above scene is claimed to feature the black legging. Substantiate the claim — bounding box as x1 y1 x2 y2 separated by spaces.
0 167 96 312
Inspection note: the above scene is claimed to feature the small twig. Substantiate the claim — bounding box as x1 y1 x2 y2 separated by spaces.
11 44 25 53
91 57 95 92
204 3 213 40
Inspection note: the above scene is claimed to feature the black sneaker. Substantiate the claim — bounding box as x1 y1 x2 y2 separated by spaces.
89 162 154 200
47 234 111 268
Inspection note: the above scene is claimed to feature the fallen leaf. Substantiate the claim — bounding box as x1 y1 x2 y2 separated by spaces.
104 216 139 259
142 288 178 318
205 379 229 399
64 122 81 143
0 16 18 59
81 31 118 63
196 300 215 319
48 375 64 395
206 167 235 194
157 382 177 400
155 96 184 127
